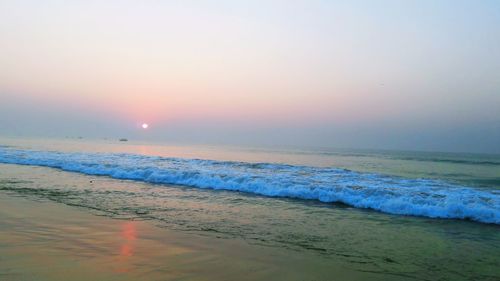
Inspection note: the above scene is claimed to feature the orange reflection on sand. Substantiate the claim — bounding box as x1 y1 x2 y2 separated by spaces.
120 222 137 257
120 244 133 257
115 221 138 273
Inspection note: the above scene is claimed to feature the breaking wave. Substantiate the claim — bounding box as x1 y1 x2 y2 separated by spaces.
0 147 498 224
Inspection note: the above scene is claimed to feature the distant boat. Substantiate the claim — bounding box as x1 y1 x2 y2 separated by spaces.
119 138 128 142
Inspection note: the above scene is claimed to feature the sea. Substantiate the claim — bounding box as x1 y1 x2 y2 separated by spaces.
0 136 499 280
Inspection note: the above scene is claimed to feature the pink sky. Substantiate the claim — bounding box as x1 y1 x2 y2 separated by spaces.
1 1 499 152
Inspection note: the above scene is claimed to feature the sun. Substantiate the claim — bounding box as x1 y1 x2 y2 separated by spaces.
142 123 149 129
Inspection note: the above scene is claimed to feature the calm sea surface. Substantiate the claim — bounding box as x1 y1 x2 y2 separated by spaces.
0 137 499 280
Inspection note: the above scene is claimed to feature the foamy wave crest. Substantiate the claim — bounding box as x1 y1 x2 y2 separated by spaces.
0 147 498 224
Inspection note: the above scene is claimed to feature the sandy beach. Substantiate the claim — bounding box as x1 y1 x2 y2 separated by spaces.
0 192 379 281
1 1 499 280
0 151 499 281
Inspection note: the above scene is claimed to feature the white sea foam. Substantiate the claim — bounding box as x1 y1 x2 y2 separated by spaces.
0 147 498 224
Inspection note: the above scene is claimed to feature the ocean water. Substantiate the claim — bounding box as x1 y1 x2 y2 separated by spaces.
0 137 499 280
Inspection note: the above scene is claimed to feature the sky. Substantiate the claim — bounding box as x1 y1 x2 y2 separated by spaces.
0 0 499 153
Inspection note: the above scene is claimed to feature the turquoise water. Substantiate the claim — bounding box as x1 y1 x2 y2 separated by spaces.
0 137 499 280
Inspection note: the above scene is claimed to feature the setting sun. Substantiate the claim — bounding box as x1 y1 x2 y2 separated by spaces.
0 1 498 280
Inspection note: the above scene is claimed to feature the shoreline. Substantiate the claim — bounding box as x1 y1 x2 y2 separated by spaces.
1 161 498 281
0 192 377 281
1 146 498 225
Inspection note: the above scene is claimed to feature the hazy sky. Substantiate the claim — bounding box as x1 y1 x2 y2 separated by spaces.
1 0 499 153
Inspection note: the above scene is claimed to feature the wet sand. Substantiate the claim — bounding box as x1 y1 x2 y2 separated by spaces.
0 193 379 281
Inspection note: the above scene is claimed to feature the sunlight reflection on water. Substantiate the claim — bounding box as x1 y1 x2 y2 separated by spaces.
116 221 137 272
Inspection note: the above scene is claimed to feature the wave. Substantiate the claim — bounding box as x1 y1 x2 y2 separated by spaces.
246 147 500 166
0 147 498 224
392 156 500 166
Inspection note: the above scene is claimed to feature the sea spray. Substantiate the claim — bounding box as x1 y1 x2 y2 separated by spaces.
0 147 498 224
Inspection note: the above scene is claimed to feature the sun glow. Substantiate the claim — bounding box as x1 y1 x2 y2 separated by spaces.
142 123 149 129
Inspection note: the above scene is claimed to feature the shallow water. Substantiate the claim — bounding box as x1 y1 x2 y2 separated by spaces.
1 163 499 280
1 192 363 281
1 137 499 189
0 138 499 224
0 137 499 280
